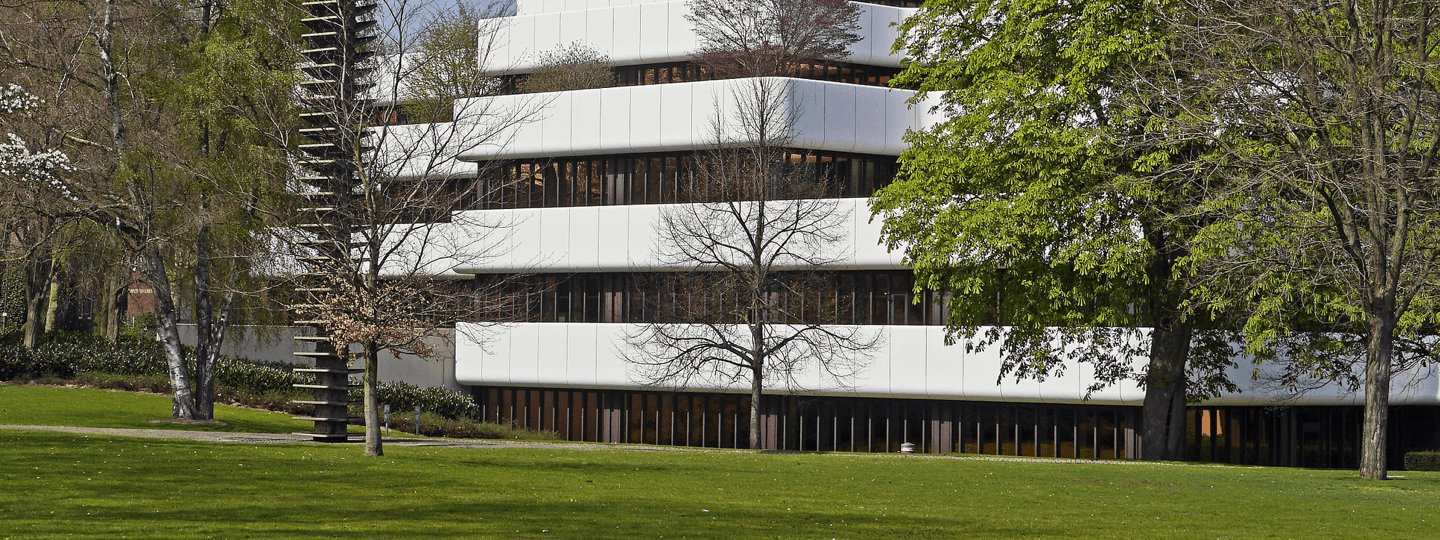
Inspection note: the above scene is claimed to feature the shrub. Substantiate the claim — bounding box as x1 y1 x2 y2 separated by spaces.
1404 451 1440 471
352 380 481 421
519 42 613 93
0 342 75 380
216 357 313 394
387 412 559 440
51 331 168 376
1 329 555 440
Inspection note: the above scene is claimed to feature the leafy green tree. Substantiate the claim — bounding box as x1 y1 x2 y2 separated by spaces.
150 0 299 419
1158 0 1440 479
0 0 297 419
871 0 1235 460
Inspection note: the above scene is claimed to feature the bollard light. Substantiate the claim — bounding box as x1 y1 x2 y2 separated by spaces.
414 405 422 436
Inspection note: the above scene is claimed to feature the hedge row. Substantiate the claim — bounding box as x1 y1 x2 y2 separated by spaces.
1404 451 1440 471
0 331 486 424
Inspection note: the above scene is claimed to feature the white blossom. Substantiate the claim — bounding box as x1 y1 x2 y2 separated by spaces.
0 133 75 200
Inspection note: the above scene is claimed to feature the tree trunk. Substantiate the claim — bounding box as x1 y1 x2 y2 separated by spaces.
364 341 383 456
1359 317 1395 480
104 269 128 342
43 265 60 332
749 364 762 450
140 245 197 419
1141 323 1192 461
191 219 234 421
21 250 51 350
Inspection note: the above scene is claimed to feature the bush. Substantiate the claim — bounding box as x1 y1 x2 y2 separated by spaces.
0 329 553 440
0 342 75 380
387 412 558 440
50 331 168 376
216 357 313 394
1404 451 1440 471
519 42 613 93
353 380 481 421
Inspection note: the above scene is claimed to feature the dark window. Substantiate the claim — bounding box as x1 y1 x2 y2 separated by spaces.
472 271 947 326
473 151 896 210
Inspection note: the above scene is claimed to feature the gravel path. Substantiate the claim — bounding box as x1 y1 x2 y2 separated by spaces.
0 424 1181 466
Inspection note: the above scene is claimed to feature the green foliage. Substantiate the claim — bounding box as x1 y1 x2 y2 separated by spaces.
352 380 481 422
388 411 558 440
519 42 613 94
1405 451 1440 472
0 266 23 334
0 332 495 425
873 0 1234 399
402 2 506 121
0 343 74 380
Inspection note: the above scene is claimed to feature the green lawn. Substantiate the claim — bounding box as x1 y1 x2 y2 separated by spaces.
0 430 1435 539
3 384 1437 538
0 384 317 433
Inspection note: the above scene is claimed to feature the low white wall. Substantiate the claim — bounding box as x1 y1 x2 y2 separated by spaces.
177 324 463 391
455 322 1440 406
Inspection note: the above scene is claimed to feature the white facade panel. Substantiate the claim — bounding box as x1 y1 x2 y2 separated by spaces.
373 123 475 181
559 10 588 48
823 83 859 154
585 8 615 53
537 324 570 385
611 4 644 62
657 83 694 149
594 205 633 269
570 90 605 153
626 84 665 151
924 326 962 397
456 78 939 161
457 322 1440 406
532 12 562 60
567 323 601 384
887 326 929 396
541 93 575 155
597 85 635 153
636 1 671 63
491 1 916 74
569 207 602 266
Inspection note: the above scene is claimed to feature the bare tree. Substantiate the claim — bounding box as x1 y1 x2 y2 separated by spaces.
284 0 541 455
1155 0 1440 479
686 0 861 78
624 78 878 449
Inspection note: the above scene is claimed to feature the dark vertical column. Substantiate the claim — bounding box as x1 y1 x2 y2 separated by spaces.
1191 409 1202 461
1122 409 1135 459
557 391 569 440
1209 408 1218 462
543 390 555 433
1222 409 1232 463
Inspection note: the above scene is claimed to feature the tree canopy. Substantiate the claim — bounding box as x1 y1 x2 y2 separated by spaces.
873 0 1237 460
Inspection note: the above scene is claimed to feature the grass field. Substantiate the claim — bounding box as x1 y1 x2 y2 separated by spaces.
0 430 1436 539
0 384 317 433
2 384 1437 539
